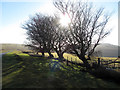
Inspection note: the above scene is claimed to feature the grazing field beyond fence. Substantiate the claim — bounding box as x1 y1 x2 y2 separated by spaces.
34 52 120 72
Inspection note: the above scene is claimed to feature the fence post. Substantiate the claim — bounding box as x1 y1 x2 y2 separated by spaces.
101 59 102 65
67 60 68 66
107 61 109 68
67 56 68 66
76 57 78 67
114 61 115 68
71 57 72 66
76 57 77 65
109 60 112 68
98 58 100 66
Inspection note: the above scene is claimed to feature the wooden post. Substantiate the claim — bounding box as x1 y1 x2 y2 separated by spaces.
76 57 78 67
76 57 77 65
71 57 72 66
114 61 115 68
108 60 109 68
101 59 102 65
67 56 68 65
66 56 68 66
98 58 100 66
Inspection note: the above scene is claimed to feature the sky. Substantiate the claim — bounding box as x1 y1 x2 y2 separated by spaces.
0 0 119 45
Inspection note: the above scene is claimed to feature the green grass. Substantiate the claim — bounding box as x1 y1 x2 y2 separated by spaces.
0 43 29 54
37 52 83 63
0 50 10 53
39 52 120 71
2 51 120 88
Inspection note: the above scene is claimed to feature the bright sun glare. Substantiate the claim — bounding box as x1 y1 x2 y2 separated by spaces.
59 13 71 27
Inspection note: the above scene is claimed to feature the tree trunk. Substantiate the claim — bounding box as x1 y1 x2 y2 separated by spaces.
79 56 91 70
83 60 91 69
58 53 64 61
55 49 64 61
42 51 44 57
48 51 53 58
36 51 38 55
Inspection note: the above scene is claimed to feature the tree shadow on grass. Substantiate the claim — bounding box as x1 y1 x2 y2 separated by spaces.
2 53 120 88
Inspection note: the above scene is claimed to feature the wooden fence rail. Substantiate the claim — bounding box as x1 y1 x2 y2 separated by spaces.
24 51 120 71
64 56 120 70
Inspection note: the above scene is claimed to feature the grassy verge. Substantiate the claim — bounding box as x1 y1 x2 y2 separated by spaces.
0 50 10 53
2 51 120 88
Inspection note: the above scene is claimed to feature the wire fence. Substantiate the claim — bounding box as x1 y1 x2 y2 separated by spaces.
100 59 120 69
61 55 120 71
24 51 120 71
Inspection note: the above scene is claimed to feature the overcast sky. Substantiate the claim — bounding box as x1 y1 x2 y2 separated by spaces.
0 0 119 45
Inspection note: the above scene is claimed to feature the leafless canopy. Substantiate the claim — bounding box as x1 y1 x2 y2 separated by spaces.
22 13 69 59
22 14 57 57
53 0 111 67
22 0 111 68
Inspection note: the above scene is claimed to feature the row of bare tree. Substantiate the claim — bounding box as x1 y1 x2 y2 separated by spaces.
22 0 111 69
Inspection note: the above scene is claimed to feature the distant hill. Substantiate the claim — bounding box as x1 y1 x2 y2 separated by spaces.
95 43 120 57
0 43 120 57
0 43 29 51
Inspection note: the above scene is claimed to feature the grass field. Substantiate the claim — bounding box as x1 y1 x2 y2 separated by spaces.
0 44 28 54
2 51 120 88
37 52 120 71
39 52 83 63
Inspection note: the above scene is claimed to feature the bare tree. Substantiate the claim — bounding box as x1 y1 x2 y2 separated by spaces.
22 13 69 60
53 0 111 68
52 23 69 60
22 13 56 57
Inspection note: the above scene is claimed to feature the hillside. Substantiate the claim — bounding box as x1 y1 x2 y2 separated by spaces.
0 43 29 51
0 43 120 57
2 51 120 88
95 43 120 57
